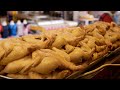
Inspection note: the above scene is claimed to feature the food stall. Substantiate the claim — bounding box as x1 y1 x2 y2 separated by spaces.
0 11 120 79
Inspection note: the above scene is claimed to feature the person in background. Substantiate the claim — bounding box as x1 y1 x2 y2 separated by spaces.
0 24 3 38
113 11 120 25
90 11 112 17
99 11 113 23
7 11 18 22
90 11 113 23
1 21 9 38
0 11 7 23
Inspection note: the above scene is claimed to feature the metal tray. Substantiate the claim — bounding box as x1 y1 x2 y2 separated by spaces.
1 47 120 79
0 75 12 79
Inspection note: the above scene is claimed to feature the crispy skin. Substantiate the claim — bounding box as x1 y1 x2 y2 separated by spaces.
28 72 43 79
92 47 108 61
65 44 75 54
69 47 83 64
32 56 60 74
52 36 67 49
0 65 5 72
52 47 71 62
0 46 5 60
1 56 34 74
71 27 85 37
95 45 107 52
32 49 85 74
60 32 84 46
31 50 45 67
46 51 85 71
0 44 38 65
22 34 55 49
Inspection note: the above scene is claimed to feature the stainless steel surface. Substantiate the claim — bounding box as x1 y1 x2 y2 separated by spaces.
0 75 13 79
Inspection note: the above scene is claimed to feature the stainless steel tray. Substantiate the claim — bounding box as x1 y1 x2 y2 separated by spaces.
0 75 13 79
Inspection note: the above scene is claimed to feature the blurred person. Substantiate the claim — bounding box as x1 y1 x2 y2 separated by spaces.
99 11 113 23
0 11 7 23
7 11 18 22
89 11 112 18
113 11 120 25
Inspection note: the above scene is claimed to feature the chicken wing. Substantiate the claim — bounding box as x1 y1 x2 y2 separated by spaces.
49 51 85 71
61 32 84 46
92 28 105 39
71 27 85 37
22 34 51 49
52 47 70 62
95 45 107 52
92 47 108 61
69 47 83 64
65 44 75 54
52 36 67 49
31 50 46 67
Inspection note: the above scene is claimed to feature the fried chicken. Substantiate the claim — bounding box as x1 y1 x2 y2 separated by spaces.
0 56 34 74
0 44 38 65
0 21 120 79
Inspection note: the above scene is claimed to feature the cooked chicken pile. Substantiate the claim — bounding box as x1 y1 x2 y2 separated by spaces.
0 21 120 79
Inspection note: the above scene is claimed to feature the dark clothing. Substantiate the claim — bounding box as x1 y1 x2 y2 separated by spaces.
7 15 13 22
2 25 9 38
99 13 113 23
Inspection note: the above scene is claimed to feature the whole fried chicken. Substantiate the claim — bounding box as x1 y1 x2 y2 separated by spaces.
0 56 34 74
0 44 38 65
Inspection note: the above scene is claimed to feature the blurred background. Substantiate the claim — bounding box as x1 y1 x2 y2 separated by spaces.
0 11 119 39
